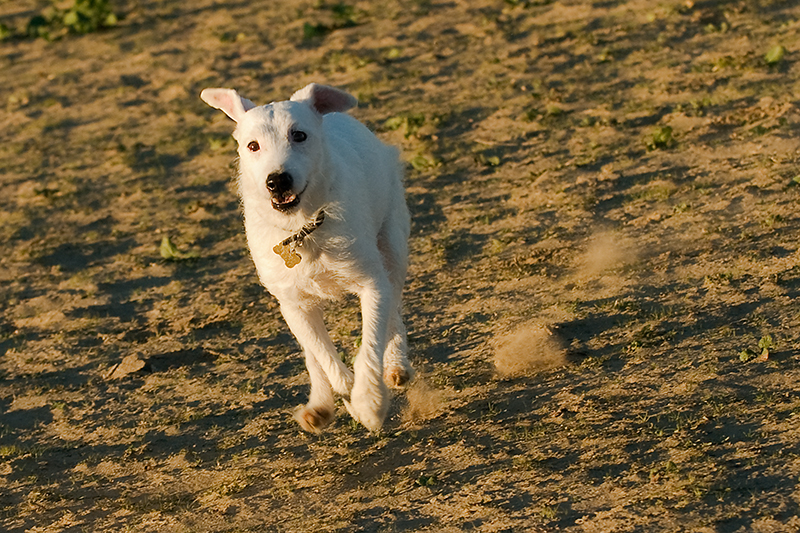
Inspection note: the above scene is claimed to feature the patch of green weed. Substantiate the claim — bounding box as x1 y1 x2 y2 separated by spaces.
739 334 773 362
384 113 426 138
645 126 675 150
676 96 712 117
0 444 23 458
318 50 372 73
410 153 439 171
61 0 118 34
538 503 561 520
25 0 118 40
303 3 365 40
761 214 783 228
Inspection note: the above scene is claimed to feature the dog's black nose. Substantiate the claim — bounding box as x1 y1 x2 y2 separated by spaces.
266 171 293 193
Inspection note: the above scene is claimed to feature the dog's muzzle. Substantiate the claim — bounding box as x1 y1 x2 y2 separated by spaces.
267 171 301 212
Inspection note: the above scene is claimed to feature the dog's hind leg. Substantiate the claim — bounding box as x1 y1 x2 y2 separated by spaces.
345 274 393 432
383 308 414 389
378 215 414 389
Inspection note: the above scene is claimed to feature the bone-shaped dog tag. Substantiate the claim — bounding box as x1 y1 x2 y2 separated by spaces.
273 242 302 268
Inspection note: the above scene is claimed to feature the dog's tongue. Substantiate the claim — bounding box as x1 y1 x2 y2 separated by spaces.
274 193 296 205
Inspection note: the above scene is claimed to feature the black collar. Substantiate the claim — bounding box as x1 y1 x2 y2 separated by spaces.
272 210 325 268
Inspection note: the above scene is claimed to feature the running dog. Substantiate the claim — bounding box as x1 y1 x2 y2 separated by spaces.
200 83 413 432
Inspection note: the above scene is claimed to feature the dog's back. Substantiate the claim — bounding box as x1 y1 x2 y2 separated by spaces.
323 112 408 240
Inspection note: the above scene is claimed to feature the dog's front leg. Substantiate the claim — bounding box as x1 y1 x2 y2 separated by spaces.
280 303 354 433
345 277 392 432
294 348 335 433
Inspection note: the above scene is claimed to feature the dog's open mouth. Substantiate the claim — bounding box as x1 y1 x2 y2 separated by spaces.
272 193 299 211
271 191 302 212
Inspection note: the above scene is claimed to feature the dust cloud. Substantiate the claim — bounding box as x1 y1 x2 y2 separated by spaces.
574 231 632 280
493 323 568 377
401 378 444 425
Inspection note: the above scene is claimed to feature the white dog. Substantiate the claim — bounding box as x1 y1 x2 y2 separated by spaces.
200 83 413 433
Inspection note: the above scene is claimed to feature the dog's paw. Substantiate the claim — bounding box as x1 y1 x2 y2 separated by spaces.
383 364 415 389
344 382 389 432
330 367 354 397
293 404 334 433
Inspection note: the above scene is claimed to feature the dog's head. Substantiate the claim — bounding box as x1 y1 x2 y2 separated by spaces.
200 83 357 224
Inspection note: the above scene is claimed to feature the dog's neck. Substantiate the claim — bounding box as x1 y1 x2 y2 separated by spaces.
272 210 325 268
285 210 325 246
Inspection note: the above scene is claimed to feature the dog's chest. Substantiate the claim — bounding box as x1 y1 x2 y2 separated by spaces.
292 262 346 300
251 243 350 301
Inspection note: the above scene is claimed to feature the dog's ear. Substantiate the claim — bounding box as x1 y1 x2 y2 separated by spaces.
290 83 357 115
200 88 256 122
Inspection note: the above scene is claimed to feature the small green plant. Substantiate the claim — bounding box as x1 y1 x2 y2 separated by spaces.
159 236 199 262
761 214 783 228
522 108 539 122
739 335 773 362
545 104 563 117
303 22 330 39
384 47 402 60
625 339 643 353
207 135 231 151
416 473 437 487
646 126 675 150
525 104 567 123
738 349 754 362
486 239 506 256
330 3 360 25
597 48 613 62
475 152 501 167
764 45 785 66
26 15 51 38
758 335 773 357
650 460 679 482
410 154 438 171
704 272 733 287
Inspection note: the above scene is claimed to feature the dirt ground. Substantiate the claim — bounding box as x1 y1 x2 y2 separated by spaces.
2 0 800 531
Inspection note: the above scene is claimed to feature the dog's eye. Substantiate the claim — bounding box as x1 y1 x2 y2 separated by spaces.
291 130 307 143
247 140 260 152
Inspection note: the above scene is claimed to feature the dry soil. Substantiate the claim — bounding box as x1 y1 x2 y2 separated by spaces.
3 0 800 532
